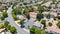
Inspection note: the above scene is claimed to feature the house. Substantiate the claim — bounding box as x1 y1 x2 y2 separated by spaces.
6 32 11 34
56 0 60 2
57 7 60 13
29 12 37 19
41 1 52 7
33 21 44 29
42 12 49 17
24 18 35 28
50 8 57 18
57 3 60 13
50 11 57 18
51 4 55 9
58 15 60 19
2 4 7 7
46 26 60 34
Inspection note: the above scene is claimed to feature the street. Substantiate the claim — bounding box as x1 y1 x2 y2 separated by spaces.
6 5 29 34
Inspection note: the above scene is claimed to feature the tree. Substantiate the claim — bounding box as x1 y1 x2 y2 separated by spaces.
41 30 48 34
0 24 4 29
30 26 35 33
10 26 17 34
30 26 48 34
0 16 4 20
7 25 11 30
48 22 52 26
41 20 46 28
2 11 8 18
12 12 17 20
25 13 30 20
35 28 41 34
18 20 25 25
38 6 44 13
0 8 4 11
37 12 43 21
48 6 51 10
52 0 55 4
12 8 22 15
0 2 2 4
4 21 9 28
20 0 24 2
46 13 50 19
57 23 60 28
56 21 60 29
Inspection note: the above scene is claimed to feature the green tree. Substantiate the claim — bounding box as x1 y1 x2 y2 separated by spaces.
12 12 17 20
0 24 4 29
12 8 22 15
48 6 51 10
18 20 25 25
48 22 52 26
41 30 48 34
41 20 46 28
7 25 11 30
0 2 2 4
25 13 30 20
0 16 4 20
2 11 8 18
4 21 9 28
10 26 17 34
38 6 44 13
37 12 43 21
56 21 60 29
46 13 50 19
30 26 35 33
35 28 41 34
30 26 48 34
52 0 55 4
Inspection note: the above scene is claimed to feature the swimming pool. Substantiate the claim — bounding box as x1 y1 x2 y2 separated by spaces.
17 15 22 19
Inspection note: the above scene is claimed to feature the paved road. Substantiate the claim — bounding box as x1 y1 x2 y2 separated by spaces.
6 5 29 34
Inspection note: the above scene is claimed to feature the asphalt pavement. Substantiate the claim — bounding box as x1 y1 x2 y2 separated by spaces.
7 5 29 34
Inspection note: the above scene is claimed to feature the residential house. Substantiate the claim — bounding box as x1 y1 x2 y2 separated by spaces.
58 15 60 19
57 2 60 14
51 4 55 9
33 21 44 29
50 8 57 18
46 26 60 34
29 12 37 19
42 12 49 17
